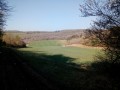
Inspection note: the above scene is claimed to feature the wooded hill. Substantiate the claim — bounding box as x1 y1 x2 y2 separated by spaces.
5 29 85 43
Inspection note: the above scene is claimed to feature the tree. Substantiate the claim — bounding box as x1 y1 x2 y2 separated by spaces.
0 0 9 45
80 0 120 64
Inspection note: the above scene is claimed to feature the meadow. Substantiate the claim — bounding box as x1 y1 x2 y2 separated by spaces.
17 40 108 89
19 40 101 64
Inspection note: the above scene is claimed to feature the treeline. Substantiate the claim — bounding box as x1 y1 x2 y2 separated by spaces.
66 30 103 47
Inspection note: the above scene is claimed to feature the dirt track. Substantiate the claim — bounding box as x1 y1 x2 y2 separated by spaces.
0 47 58 90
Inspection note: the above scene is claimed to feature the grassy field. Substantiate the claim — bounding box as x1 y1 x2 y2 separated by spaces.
19 40 101 64
17 40 109 89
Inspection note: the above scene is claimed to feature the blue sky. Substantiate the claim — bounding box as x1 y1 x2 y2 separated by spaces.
6 0 96 31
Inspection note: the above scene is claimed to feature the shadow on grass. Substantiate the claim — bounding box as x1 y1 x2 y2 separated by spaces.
91 60 120 77
16 50 120 90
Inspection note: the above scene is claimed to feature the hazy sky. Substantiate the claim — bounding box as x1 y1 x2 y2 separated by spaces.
6 0 96 31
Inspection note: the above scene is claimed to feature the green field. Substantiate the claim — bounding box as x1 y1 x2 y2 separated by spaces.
19 40 101 64
17 40 104 89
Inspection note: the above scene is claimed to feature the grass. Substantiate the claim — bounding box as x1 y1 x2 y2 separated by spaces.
17 40 110 89
19 40 101 64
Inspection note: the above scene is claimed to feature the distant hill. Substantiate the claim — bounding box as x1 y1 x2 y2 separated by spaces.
5 29 86 43
4 30 23 33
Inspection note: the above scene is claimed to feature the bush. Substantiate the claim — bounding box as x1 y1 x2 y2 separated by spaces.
2 34 26 48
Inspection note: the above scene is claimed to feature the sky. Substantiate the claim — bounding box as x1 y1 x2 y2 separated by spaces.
6 0 96 31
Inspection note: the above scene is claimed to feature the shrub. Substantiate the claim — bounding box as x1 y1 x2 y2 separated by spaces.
2 34 26 48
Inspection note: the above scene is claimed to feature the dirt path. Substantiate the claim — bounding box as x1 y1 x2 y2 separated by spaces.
0 47 58 90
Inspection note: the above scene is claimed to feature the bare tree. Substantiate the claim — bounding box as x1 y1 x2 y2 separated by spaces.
0 0 9 45
80 0 120 63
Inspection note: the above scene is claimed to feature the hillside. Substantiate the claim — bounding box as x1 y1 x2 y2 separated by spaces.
5 29 85 43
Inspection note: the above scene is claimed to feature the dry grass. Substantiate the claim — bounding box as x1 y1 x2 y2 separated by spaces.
66 44 103 49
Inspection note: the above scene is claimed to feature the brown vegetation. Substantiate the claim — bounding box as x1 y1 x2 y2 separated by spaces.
5 30 103 47
2 34 26 48
5 30 84 43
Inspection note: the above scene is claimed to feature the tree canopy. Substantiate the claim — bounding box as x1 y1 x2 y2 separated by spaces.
80 0 120 63
0 0 9 45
